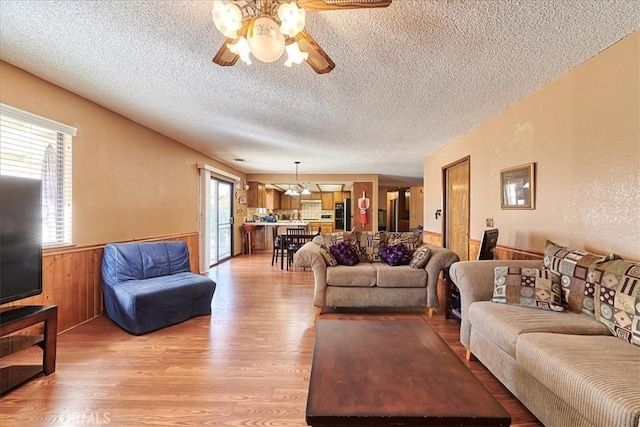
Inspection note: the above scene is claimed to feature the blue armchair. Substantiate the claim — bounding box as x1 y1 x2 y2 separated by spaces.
101 241 216 335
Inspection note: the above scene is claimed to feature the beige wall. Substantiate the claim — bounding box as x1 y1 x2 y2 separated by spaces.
423 31 640 260
1 61 246 256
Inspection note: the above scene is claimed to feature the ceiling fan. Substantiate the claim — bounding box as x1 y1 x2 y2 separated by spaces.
212 0 392 74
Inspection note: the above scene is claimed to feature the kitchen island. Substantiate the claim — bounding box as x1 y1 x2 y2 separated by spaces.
242 221 309 253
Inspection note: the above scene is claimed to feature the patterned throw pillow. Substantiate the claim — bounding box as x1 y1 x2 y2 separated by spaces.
352 231 383 262
385 231 423 254
543 240 603 316
320 231 350 247
379 243 412 266
492 267 564 312
590 258 640 346
409 245 432 269
329 241 358 266
318 244 338 267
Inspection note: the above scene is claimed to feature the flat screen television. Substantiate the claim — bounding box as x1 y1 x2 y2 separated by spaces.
477 228 499 261
0 176 43 305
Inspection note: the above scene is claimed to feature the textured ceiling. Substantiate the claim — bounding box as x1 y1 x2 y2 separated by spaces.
1 1 638 186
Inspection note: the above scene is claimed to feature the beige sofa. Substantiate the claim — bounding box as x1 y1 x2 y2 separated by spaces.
450 244 640 426
293 231 459 313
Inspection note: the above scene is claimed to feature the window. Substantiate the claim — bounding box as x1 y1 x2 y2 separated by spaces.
1 104 76 247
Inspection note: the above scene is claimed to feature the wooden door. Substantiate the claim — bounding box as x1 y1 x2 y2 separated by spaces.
443 157 470 261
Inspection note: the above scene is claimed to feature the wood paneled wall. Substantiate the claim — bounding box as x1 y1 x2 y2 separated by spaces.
469 239 544 262
423 231 443 246
1 232 200 334
423 232 543 262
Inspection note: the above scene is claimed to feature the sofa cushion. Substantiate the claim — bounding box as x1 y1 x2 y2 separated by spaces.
385 231 423 254
102 241 191 284
409 245 431 269
468 301 610 357
542 240 604 316
318 244 338 267
517 333 640 427
330 242 358 266
374 263 427 288
590 258 640 346
492 267 563 312
326 264 377 287
379 243 412 266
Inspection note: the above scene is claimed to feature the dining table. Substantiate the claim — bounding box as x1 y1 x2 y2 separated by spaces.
279 233 318 270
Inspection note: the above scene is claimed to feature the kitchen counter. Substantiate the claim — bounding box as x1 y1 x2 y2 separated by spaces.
241 221 310 253
246 221 309 227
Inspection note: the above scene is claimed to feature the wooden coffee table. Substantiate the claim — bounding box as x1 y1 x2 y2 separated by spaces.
306 319 510 426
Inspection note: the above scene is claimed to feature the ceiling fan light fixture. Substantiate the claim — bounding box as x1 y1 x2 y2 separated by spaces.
212 1 243 39
301 187 311 195
248 16 285 63
227 36 252 65
284 41 309 67
278 2 306 37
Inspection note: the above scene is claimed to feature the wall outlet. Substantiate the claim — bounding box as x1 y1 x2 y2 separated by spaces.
486 218 494 227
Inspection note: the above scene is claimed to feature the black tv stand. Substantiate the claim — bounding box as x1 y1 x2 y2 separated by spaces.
0 305 58 395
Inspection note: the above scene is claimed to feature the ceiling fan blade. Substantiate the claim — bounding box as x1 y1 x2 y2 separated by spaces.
297 0 391 12
212 39 239 66
294 30 335 74
212 20 251 67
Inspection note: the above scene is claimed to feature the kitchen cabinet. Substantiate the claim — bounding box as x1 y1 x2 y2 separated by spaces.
312 192 322 200
247 182 266 208
281 195 301 210
321 192 333 210
320 221 334 233
333 191 343 202
266 189 281 210
309 221 334 234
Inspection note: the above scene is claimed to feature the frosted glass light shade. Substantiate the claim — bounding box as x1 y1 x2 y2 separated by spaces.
301 188 311 195
278 2 306 37
212 1 243 39
284 41 309 67
248 16 285 63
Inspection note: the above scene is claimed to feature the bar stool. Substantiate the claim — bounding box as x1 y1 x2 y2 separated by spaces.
242 224 257 255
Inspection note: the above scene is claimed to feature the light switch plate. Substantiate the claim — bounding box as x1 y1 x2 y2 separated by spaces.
486 218 494 227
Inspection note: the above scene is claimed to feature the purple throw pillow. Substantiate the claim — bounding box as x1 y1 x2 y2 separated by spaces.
380 243 412 266
330 242 358 266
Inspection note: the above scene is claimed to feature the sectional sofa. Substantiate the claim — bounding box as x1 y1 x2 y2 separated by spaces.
449 241 639 426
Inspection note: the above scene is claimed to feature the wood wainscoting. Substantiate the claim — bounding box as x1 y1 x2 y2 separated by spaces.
469 239 543 262
423 231 443 246
0 232 200 335
424 231 543 262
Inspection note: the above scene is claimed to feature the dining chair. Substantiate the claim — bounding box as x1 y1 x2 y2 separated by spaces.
271 226 282 266
285 234 310 270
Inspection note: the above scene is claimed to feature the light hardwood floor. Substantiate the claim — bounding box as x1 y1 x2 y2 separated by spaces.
0 253 542 426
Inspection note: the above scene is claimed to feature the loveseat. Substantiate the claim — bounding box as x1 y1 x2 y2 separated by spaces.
449 241 640 427
101 241 216 335
293 231 459 314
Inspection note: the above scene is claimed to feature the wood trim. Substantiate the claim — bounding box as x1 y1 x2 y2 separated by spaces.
423 231 443 246
1 232 200 334
469 239 544 261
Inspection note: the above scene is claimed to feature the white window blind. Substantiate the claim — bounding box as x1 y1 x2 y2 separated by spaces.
0 103 76 247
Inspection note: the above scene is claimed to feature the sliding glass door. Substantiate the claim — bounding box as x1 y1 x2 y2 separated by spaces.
209 178 233 266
